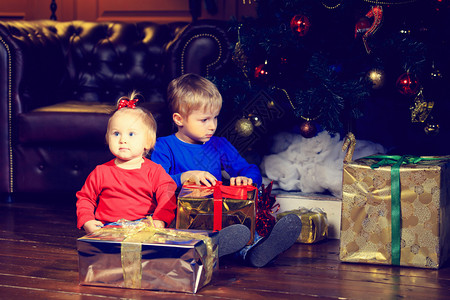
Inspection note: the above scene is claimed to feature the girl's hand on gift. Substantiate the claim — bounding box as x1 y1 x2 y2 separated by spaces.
230 176 253 186
153 219 166 228
83 220 104 234
181 170 217 187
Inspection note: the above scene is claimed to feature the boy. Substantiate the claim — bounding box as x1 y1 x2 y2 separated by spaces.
151 73 301 267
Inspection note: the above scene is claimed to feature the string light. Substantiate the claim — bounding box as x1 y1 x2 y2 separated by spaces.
322 0 342 9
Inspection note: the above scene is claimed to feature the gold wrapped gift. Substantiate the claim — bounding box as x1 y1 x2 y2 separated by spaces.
339 155 450 269
77 218 218 293
176 183 257 245
277 208 328 243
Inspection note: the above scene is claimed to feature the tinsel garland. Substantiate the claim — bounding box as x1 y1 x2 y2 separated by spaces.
255 181 280 237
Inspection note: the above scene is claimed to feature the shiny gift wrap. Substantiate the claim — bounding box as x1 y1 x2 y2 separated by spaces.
277 208 328 243
77 219 218 293
176 183 257 244
339 155 450 269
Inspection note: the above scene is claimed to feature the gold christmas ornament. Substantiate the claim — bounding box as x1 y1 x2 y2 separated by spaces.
410 88 434 123
232 25 251 87
424 120 440 136
235 118 254 137
367 68 385 89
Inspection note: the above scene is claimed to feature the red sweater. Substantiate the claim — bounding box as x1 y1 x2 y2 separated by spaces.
76 158 177 229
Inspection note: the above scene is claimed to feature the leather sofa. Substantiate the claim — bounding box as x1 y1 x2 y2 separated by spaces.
0 19 231 201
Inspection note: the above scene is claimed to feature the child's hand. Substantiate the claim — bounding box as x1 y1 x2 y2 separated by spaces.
230 176 253 186
181 170 217 187
153 219 166 228
83 220 104 234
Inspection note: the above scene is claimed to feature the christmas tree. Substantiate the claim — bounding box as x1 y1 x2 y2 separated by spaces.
212 0 450 158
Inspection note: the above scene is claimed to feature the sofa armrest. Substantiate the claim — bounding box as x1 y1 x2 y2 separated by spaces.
166 19 232 79
0 21 67 194
0 32 13 194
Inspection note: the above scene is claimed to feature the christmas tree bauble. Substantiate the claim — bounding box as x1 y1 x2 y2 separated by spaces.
235 118 254 137
355 17 371 38
396 72 420 96
290 14 311 37
367 68 385 89
424 120 440 136
300 120 317 138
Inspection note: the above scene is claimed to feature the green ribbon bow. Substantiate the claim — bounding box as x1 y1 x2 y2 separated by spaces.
366 155 445 266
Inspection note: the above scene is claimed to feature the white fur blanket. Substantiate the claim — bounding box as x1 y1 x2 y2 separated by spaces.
260 131 386 197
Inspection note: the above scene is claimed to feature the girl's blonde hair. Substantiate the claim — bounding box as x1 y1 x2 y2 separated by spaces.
167 73 222 117
106 92 157 156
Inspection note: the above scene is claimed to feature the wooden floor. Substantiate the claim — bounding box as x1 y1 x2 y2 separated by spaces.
2 195 450 300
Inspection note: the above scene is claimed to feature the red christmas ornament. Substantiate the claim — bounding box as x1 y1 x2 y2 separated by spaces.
396 72 420 96
290 14 311 37
300 120 317 138
254 61 270 80
354 17 372 38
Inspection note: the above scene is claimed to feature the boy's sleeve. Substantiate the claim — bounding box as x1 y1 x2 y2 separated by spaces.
151 138 182 187
219 138 263 187
151 165 178 226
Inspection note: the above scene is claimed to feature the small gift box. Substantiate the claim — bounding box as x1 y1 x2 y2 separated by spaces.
176 181 257 244
339 155 450 269
274 192 341 239
277 208 328 243
77 218 218 293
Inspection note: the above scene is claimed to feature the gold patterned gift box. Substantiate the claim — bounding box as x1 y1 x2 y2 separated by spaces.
77 218 218 293
277 208 328 243
339 155 450 269
176 182 257 245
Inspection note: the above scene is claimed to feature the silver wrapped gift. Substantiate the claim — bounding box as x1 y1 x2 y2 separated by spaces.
77 220 218 293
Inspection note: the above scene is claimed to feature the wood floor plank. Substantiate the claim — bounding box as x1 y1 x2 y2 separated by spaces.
1 199 450 299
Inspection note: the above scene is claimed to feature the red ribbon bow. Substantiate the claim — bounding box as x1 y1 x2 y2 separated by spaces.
182 181 257 231
117 98 139 110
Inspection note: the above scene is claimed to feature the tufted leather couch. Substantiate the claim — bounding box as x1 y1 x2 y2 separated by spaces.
0 19 231 200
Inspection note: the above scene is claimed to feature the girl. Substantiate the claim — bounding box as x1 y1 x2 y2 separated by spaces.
76 93 177 234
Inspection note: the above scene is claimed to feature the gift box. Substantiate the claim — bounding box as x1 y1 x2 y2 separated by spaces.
339 155 450 269
176 182 257 244
277 208 328 243
274 192 341 239
77 218 218 293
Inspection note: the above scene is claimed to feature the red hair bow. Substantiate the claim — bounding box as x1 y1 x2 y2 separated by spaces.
117 98 138 110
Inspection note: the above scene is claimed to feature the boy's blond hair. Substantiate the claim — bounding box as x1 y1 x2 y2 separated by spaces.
167 73 222 118
106 92 157 156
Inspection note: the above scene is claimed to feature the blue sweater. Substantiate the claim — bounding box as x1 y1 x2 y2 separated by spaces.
151 134 262 187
